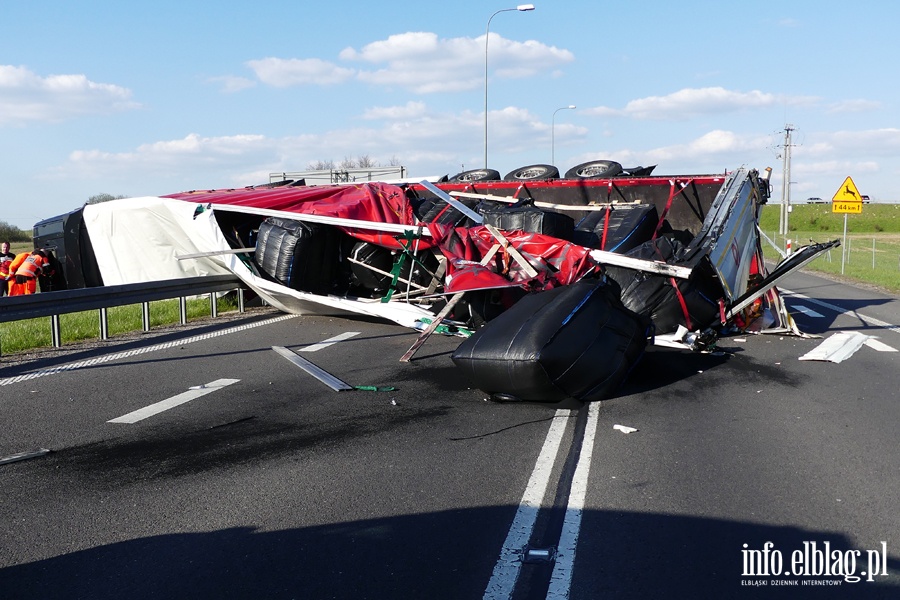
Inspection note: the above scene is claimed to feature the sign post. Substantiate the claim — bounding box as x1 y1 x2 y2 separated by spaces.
831 176 863 274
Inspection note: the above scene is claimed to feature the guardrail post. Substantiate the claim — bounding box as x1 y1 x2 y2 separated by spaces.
179 297 187 325
141 302 151 332
51 315 62 348
238 288 245 313
99 307 109 340
210 293 218 318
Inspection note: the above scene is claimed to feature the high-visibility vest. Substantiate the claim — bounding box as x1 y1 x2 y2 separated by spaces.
15 254 47 279
8 252 30 276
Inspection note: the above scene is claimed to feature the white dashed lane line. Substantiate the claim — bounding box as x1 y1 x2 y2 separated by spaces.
299 331 360 352
789 304 825 318
107 378 240 424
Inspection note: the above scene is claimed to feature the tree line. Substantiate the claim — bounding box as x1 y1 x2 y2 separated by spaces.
306 155 401 171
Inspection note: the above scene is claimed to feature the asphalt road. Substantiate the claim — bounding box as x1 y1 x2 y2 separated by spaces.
0 270 898 600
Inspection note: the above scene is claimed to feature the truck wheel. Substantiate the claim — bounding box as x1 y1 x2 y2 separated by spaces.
565 160 623 179
448 169 501 182
503 164 559 181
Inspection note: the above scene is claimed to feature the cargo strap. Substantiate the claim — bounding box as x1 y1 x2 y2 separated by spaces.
669 276 693 331
600 206 612 250
653 179 693 240
400 243 501 362
353 386 398 392
382 229 431 303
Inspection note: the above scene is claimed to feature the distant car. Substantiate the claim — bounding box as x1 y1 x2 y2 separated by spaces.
806 197 825 203
862 195 871 203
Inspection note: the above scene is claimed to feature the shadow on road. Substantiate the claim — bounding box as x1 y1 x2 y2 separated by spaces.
1 507 897 600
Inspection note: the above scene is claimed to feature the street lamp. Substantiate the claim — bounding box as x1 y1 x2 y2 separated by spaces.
551 105 576 165
484 4 535 168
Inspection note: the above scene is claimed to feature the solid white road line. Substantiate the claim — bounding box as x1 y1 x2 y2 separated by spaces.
299 331 360 352
107 378 240 424
790 304 825 318
546 401 601 599
0 314 296 387
483 409 571 600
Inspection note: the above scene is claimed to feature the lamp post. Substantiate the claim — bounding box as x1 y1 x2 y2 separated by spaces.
484 4 535 168
551 105 576 165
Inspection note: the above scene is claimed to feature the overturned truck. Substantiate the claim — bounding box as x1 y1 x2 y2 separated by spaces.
32 163 837 403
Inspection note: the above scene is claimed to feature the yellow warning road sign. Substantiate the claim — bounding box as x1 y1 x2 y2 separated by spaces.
832 177 863 202
832 176 863 213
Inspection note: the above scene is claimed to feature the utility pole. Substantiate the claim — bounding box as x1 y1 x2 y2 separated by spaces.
778 124 795 240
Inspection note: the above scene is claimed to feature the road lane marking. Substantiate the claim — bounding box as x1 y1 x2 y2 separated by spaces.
546 401 601 599
0 314 296 387
483 410 571 600
780 289 900 335
864 338 898 352
790 304 824 318
107 378 240 424
299 331 360 352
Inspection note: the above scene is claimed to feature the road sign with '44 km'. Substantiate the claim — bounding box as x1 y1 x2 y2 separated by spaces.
832 176 863 213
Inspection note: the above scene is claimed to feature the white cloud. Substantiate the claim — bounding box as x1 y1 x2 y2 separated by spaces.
207 75 256 93
343 31 573 94
246 57 356 87
584 87 819 121
362 101 428 120
825 99 882 114
60 133 270 181
809 128 900 156
47 101 578 187
0 64 138 126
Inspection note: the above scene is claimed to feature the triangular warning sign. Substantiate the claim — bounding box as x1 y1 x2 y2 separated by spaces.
832 176 862 202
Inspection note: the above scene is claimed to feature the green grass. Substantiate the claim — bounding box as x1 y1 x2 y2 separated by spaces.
759 203 900 234
9 241 32 255
0 295 241 355
759 204 900 293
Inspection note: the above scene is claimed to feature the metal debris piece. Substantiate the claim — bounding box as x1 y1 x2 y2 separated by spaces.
272 346 353 391
798 331 869 363
0 448 51 466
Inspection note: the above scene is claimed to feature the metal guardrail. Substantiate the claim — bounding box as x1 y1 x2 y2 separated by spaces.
0 275 246 351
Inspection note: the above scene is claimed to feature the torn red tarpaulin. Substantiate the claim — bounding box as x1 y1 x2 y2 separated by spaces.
167 182 438 251
426 222 600 294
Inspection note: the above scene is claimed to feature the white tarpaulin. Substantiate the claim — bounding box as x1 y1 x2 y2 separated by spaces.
83 197 233 284
82 196 434 329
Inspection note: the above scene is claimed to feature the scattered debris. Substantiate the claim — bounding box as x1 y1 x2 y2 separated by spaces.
799 332 869 363
0 448 51 466
272 345 353 391
613 425 638 434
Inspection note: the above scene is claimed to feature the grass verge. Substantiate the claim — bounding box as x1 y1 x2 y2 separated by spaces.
1 295 241 355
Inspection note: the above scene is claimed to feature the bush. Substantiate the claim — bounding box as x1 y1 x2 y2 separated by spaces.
0 220 30 243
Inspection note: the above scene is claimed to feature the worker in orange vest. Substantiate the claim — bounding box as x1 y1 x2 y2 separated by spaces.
10 250 49 295
5 252 30 295
0 242 15 296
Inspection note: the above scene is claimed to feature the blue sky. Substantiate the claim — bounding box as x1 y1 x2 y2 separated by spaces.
2 0 899 230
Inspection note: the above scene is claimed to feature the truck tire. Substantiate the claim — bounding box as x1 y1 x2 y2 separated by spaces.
503 164 559 181
448 169 501 182
565 160 623 179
